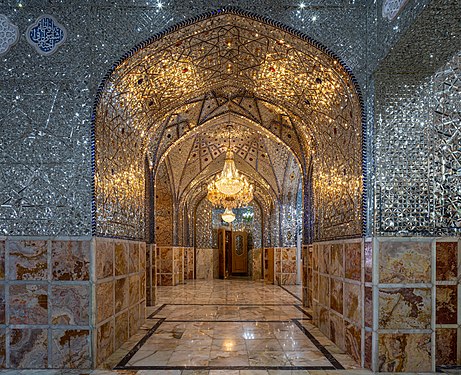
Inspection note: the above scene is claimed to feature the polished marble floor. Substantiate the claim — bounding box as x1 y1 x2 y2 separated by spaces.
105 279 366 373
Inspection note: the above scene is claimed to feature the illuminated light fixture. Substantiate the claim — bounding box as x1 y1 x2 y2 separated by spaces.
221 208 236 223
207 124 254 209
214 148 244 195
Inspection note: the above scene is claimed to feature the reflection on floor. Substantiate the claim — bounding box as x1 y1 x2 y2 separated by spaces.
106 279 367 373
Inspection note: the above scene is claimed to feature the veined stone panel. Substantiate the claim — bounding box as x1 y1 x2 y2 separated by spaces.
0 237 92 369
94 238 146 366
372 237 461 372
311 239 363 364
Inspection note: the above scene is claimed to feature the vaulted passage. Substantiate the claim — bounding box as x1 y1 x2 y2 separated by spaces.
2 1 460 373
91 9 365 372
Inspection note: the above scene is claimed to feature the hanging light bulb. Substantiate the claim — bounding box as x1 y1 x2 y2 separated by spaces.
221 208 236 223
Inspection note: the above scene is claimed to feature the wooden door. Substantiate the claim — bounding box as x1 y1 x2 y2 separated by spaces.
231 231 248 275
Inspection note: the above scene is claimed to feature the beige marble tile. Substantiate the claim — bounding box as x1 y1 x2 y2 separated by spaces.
115 242 129 276
378 333 431 372
379 287 431 329
96 281 114 323
9 241 48 280
96 240 113 280
379 241 431 283
51 240 90 281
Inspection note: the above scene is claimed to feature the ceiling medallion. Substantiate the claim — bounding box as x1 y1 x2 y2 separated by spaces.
207 125 254 216
382 0 409 21
26 15 67 55
0 14 19 56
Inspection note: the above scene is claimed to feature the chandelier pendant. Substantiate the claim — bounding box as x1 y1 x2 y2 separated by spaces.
207 124 254 210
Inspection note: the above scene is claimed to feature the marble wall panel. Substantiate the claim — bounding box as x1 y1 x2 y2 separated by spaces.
0 285 4 324
159 247 172 273
330 278 343 314
330 312 345 349
318 275 329 306
312 302 321 326
129 304 141 336
146 244 154 306
378 333 431 372
436 242 458 281
282 247 296 273
115 278 129 313
0 241 4 279
364 286 373 328
96 240 114 280
435 328 457 366
9 241 48 280
139 242 146 270
128 242 139 274
115 311 129 350
140 272 146 300
345 323 361 364
312 239 365 368
140 302 146 322
160 274 173 285
10 329 48 368
345 242 361 281
184 247 194 279
2 238 93 369
312 244 318 271
281 274 296 284
51 329 91 368
51 241 90 281
312 271 319 301
318 244 330 274
9 284 48 324
330 243 343 277
129 274 140 307
252 248 262 280
0 328 4 368
96 281 114 323
436 285 457 324
213 247 219 279
318 305 330 338
51 285 89 325
344 282 360 324
115 242 129 276
196 249 213 279
379 241 431 284
379 288 431 329
364 331 372 369
364 241 372 283
96 320 114 366
95 238 146 367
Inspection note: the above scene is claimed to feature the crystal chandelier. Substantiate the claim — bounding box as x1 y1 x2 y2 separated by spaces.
207 125 254 212
221 208 236 223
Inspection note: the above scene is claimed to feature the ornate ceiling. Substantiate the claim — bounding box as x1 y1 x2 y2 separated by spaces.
158 116 302 204
94 10 363 240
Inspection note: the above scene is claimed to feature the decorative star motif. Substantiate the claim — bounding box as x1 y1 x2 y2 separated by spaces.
0 14 19 56
26 14 67 55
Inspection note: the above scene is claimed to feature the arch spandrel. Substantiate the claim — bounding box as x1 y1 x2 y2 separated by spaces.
94 9 364 241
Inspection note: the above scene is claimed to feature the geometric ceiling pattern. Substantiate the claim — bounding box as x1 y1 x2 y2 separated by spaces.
94 10 363 241
160 120 301 203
